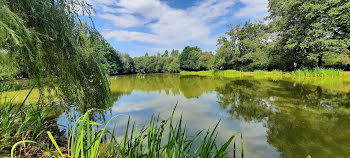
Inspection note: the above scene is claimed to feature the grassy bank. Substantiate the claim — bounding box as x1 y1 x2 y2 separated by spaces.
11 106 242 158
181 68 346 78
292 68 344 77
0 90 64 155
180 70 243 77
0 80 35 92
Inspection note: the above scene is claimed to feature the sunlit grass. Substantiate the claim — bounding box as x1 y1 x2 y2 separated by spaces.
180 70 243 78
292 68 344 77
181 68 347 78
253 70 283 76
0 80 35 92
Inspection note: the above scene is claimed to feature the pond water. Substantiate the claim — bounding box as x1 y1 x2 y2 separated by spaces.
5 74 350 158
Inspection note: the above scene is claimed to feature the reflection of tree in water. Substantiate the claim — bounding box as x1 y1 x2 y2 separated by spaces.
64 91 128 123
179 76 232 98
216 79 350 158
268 80 350 109
216 80 274 121
110 74 233 99
266 108 350 158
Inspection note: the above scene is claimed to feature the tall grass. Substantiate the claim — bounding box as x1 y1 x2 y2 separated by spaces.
180 70 242 78
0 80 35 92
0 88 58 154
181 68 345 78
11 105 243 157
253 70 283 76
292 68 344 77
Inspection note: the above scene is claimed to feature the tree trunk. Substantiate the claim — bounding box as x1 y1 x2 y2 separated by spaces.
317 54 323 67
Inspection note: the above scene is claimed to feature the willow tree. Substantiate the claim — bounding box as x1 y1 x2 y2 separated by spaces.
0 0 110 107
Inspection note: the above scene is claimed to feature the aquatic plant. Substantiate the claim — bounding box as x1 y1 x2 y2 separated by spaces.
11 106 243 158
181 68 346 78
253 70 283 76
0 80 37 92
292 68 344 77
180 70 243 78
0 89 61 154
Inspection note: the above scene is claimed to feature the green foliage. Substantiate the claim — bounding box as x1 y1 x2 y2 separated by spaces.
0 89 62 153
207 0 350 71
12 106 242 158
134 55 180 73
268 0 350 68
164 57 181 73
179 46 202 70
170 49 180 58
121 54 135 74
292 68 344 77
0 0 111 107
198 52 214 70
253 70 283 76
0 52 18 81
212 46 234 70
162 50 169 57
216 21 271 71
180 70 243 78
0 80 35 92
92 38 123 75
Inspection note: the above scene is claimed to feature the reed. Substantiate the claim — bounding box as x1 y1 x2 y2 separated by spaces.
0 88 57 154
11 105 243 158
253 70 283 76
180 70 242 78
292 68 344 77
0 80 34 92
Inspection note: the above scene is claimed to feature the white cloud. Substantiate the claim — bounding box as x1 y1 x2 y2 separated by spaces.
235 0 269 18
98 13 146 27
103 30 164 44
91 0 268 47
92 0 236 46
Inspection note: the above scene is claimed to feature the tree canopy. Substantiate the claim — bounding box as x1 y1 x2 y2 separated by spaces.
268 0 350 69
0 0 110 106
179 46 202 70
1 0 349 88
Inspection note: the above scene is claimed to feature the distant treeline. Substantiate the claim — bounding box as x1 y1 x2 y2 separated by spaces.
100 0 350 75
1 0 349 80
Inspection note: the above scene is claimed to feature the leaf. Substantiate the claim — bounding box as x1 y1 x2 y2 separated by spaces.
47 131 64 157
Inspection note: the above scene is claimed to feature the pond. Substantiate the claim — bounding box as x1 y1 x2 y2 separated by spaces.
5 74 350 158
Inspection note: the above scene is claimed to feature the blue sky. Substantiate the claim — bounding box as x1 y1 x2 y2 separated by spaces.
88 0 268 56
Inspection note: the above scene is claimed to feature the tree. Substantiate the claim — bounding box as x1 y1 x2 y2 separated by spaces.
91 38 123 75
0 51 18 81
212 46 234 70
163 50 169 57
268 0 350 68
0 0 110 106
179 46 202 70
170 49 179 58
217 21 271 71
198 52 214 70
121 54 134 74
165 58 180 73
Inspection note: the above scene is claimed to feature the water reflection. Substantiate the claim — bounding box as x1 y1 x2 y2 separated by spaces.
5 74 350 157
109 74 233 99
216 79 350 158
107 75 350 158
